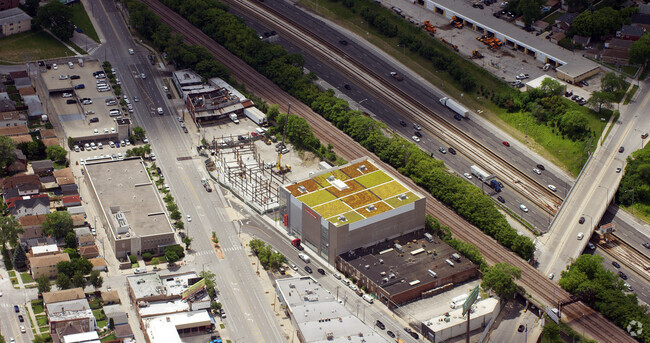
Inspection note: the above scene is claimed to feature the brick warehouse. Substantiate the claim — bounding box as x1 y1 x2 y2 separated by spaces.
336 231 478 307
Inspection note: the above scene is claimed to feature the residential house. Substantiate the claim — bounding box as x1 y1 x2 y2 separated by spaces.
640 3 650 15
71 214 85 227
40 175 57 190
0 8 31 36
42 288 85 305
0 0 19 11
22 237 57 252
62 195 81 208
31 244 59 257
0 98 16 112
550 31 567 45
9 70 30 89
46 298 97 336
80 244 99 259
54 168 74 186
18 87 35 97
104 305 128 326
61 184 79 196
30 252 70 279
601 49 629 64
631 14 650 31
18 214 48 241
89 257 107 272
32 159 54 175
0 125 28 136
77 235 95 247
532 20 549 32
0 111 27 127
23 94 44 120
8 193 50 218
42 138 59 147
40 129 56 139
605 38 635 50
1 174 41 194
572 35 591 48
10 134 33 144
617 25 646 40
101 291 120 305
8 149 27 173
553 13 577 33
74 227 92 238
114 324 135 340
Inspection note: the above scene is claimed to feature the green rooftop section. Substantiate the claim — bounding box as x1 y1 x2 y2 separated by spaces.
327 210 364 226
384 191 418 208
371 180 409 200
298 189 337 208
355 170 393 188
313 169 351 187
313 200 352 219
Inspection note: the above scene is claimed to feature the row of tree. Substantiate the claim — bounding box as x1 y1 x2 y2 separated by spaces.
616 143 650 214
559 254 650 343
151 0 535 260
249 239 286 270
571 6 638 38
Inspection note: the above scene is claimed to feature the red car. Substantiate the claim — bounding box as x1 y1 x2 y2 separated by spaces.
502 141 510 147
251 132 258 137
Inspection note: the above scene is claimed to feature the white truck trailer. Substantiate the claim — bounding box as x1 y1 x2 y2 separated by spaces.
470 165 492 182
244 107 268 126
440 97 469 118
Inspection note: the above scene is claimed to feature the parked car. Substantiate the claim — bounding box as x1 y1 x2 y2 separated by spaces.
376 320 386 330
305 266 313 274
579 217 585 224
612 261 620 268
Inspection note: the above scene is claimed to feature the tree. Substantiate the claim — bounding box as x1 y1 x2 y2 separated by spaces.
0 215 24 249
109 318 115 330
64 231 78 249
22 0 40 17
481 263 521 299
12 243 27 270
0 136 17 170
37 275 51 294
17 140 46 161
600 72 627 94
72 271 86 289
629 33 650 68
46 145 67 162
56 272 71 289
132 127 146 141
170 209 181 220
539 78 564 97
164 244 184 263
559 110 589 140
199 270 217 295
42 211 73 238
516 0 544 25
211 231 219 244
587 91 616 112
36 1 74 41
211 301 222 313
33 336 46 343
183 236 193 250
90 270 103 289
174 220 184 230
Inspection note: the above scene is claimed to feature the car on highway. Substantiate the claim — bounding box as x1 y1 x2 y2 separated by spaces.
618 271 628 280
344 84 351 90
399 120 407 127
502 141 510 147
643 242 650 249
20 326 25 333
333 273 342 280
14 305 19 312
9 338 14 343
305 266 313 274
141 73 146 79
612 261 621 268
519 204 528 212
548 185 557 191
187 214 191 222
536 164 545 170
386 331 395 338
579 216 585 224
518 325 525 332
339 39 348 45
577 232 584 240
414 131 422 138
412 136 420 142
413 123 421 131
448 147 456 155
129 48 134 55
18 314 24 322
532 168 541 175
439 147 446 154
463 173 472 179
619 146 624 153
497 196 505 203
616 167 622 173
376 320 385 330
454 114 462 121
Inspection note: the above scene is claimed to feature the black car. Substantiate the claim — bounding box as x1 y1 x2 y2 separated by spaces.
344 84 351 90
376 320 385 330
66 99 77 104
518 325 525 332
579 217 585 224
18 314 24 322
167 93 172 99
238 135 246 141
643 242 650 249
415 131 422 138
179 232 186 239
399 120 407 127
317 268 325 275
619 146 625 153
339 40 348 45
454 114 462 121
448 147 456 155
612 261 621 268
14 305 19 313
305 266 313 274
410 331 419 339
619 271 627 280
386 331 395 338
70 75 80 80
89 117 99 123
536 164 545 171
497 196 505 203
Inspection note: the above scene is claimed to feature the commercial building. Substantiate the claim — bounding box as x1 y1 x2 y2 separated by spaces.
126 272 203 305
276 276 388 343
336 231 478 306
30 252 70 279
279 157 425 264
0 8 30 36
83 158 176 259
420 297 499 342
143 311 213 343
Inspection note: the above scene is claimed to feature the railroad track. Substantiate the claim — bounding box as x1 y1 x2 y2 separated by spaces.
228 0 563 216
139 0 633 341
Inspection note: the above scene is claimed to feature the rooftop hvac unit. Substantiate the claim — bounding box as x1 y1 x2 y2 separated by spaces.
446 259 455 267
428 269 437 278
451 253 461 262
364 264 370 269
424 233 434 242
298 186 307 193
389 273 396 279
338 215 347 222
398 194 407 200
394 243 403 253
366 205 376 211
358 165 367 171
379 259 384 264
327 175 336 182
380 271 386 276
382 277 388 283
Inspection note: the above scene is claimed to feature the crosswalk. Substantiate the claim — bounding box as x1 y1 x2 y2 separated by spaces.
0 303 16 308
221 246 242 253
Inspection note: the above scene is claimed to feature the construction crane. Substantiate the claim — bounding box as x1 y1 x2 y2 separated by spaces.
275 104 291 175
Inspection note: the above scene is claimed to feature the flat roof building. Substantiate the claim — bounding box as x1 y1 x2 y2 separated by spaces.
421 297 499 342
336 231 478 306
83 158 176 260
279 157 425 264
143 311 213 343
276 276 388 343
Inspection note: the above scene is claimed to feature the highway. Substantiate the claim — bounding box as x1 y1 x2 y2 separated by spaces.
88 0 286 341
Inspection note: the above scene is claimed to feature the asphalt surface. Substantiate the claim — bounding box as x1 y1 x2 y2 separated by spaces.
227 0 569 232
0 287 35 343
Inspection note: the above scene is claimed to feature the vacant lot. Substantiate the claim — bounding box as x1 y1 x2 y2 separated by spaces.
0 30 72 62
70 3 100 43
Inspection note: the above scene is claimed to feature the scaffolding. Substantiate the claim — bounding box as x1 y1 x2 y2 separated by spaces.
209 134 286 214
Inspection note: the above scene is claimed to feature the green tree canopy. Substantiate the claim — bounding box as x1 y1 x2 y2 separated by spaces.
183 236 193 250
481 263 521 299
0 136 17 170
132 126 146 141
516 0 544 25
600 72 627 93
0 215 24 249
43 211 74 238
587 91 616 112
539 78 564 97
36 1 74 41
56 272 71 289
17 140 46 161
12 243 27 270
64 231 78 250
46 145 67 162
559 110 589 140
629 33 650 67
90 270 103 289
72 271 86 289
164 244 185 263
37 275 51 294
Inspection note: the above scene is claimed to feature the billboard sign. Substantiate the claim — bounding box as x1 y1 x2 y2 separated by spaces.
182 278 206 300
462 285 479 317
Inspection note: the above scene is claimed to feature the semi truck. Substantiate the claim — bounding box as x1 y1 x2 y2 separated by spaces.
291 238 304 251
439 97 469 118
470 165 503 192
244 107 268 126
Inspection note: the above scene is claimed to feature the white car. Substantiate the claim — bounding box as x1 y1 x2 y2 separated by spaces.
59 75 68 80
134 96 139 102
187 214 192 222
411 136 420 142
109 141 115 148
577 232 584 240
93 129 98 135
128 48 134 55
62 93 72 98
111 127 116 133
520 204 528 212
143 137 149 143
333 273 342 280
548 185 557 191
150 153 156 161
548 273 554 280
532 168 541 175
0 291 3 296
125 139 131 146
291 264 298 271
117 152 123 159
53 63 58 70
98 142 103 149
20 326 25 333
134 267 146 274
463 173 472 179
141 73 146 79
